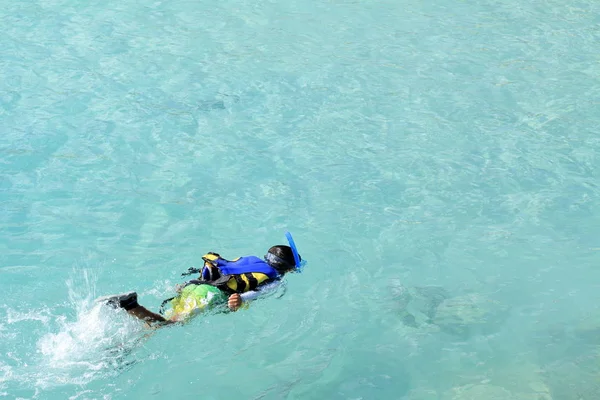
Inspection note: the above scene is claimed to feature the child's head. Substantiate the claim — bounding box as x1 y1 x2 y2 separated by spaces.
265 245 301 274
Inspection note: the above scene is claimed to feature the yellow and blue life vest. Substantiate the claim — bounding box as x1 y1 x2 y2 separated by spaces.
193 253 280 294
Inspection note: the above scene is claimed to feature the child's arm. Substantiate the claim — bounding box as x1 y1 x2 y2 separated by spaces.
228 280 284 311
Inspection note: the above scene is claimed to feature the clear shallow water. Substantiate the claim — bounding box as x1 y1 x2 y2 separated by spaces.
1 0 600 398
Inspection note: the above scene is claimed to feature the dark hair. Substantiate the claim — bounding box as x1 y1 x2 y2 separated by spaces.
265 245 300 273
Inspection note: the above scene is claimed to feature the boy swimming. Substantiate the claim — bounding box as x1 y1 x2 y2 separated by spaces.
98 232 304 325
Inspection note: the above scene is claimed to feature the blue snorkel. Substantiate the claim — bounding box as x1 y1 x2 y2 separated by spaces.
285 231 306 272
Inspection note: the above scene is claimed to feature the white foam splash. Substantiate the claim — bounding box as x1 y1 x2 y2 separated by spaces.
39 303 137 367
33 268 147 389
0 266 155 395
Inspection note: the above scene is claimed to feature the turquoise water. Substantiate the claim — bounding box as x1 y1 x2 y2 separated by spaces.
2 0 600 398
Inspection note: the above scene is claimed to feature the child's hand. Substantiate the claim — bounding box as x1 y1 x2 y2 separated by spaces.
228 293 242 311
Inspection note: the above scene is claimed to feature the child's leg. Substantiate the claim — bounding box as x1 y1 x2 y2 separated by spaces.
97 292 171 324
126 305 170 323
